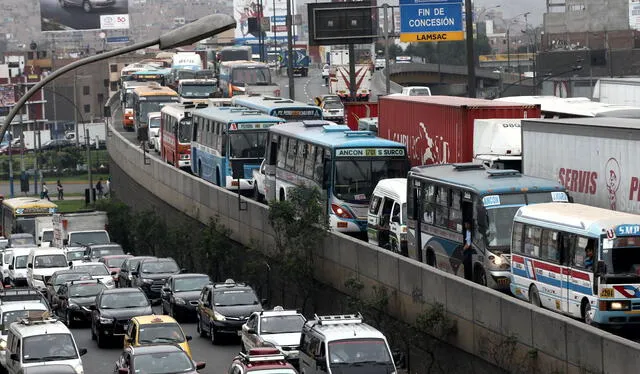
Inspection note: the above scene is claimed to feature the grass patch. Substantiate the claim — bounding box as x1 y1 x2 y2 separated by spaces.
42 174 110 184
55 199 96 213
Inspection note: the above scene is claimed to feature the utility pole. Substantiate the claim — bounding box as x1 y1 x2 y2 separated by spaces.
464 0 476 98
506 29 510 72
34 130 40 196
348 44 356 101
285 0 294 99
73 70 79 148
86 128 93 204
382 4 391 95
273 0 277 57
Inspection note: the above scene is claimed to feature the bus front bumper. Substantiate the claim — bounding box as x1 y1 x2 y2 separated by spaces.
225 176 254 191
330 216 366 233
488 270 511 290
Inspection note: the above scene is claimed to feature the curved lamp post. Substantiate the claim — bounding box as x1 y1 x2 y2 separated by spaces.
0 14 236 144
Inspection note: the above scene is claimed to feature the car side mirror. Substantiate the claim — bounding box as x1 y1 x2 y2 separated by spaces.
10 353 18 361
79 348 88 356
63 239 69 245
261 298 268 306
8 265 13 270
195 362 206 370
68 262 73 267
27 263 32 269
186 335 192 341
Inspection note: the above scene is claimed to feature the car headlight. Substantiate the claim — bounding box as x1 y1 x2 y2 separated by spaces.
73 363 84 374
213 311 226 321
609 301 631 311
99 316 114 324
174 298 186 305
142 278 154 284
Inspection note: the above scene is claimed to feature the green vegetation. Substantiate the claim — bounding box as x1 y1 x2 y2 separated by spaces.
0 149 109 180
55 199 96 213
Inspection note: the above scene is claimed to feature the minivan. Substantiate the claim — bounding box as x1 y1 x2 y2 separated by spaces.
8 248 32 287
26 248 69 291
367 178 408 256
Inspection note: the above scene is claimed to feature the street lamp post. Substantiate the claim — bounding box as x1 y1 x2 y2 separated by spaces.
0 14 236 142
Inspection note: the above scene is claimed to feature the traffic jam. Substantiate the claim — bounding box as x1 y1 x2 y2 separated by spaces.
123 51 640 334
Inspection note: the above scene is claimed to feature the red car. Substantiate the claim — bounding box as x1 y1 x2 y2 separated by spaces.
0 145 27 155
99 254 133 284
227 348 298 374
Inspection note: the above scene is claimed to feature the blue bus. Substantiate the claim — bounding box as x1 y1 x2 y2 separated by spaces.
405 164 570 290
190 106 284 191
231 95 323 122
263 120 409 234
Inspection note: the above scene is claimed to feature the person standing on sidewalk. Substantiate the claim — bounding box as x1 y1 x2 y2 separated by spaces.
41 182 51 201
96 178 104 199
56 180 64 201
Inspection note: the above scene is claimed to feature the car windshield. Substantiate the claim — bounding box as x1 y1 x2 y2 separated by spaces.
259 315 305 334
104 257 128 268
93 247 125 258
10 234 35 246
149 117 161 128
66 251 85 261
228 131 268 159
213 289 258 306
178 119 192 143
70 283 106 297
34 254 68 268
141 261 179 274
231 67 272 85
328 339 392 366
100 292 149 309
53 272 91 286
132 351 195 374
138 323 186 344
22 334 78 362
174 276 210 292
180 84 216 98
14 255 28 269
1 309 46 333
41 231 53 243
76 264 109 276
333 158 407 203
69 231 110 246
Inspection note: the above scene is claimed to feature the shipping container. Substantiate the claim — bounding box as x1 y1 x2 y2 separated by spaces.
343 102 378 131
592 78 640 107
522 117 640 214
378 95 540 167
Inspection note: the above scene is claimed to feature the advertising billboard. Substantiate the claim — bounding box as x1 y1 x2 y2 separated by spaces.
234 0 292 42
40 0 129 31
0 86 15 108
631 0 640 30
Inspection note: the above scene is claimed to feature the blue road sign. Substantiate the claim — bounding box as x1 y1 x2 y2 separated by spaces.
271 16 286 23
399 0 461 5
106 36 129 44
400 2 463 34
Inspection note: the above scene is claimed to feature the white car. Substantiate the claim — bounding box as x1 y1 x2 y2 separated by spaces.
252 160 266 203
240 306 306 363
69 262 115 289
26 248 70 292
8 248 33 287
65 248 86 267
321 64 330 78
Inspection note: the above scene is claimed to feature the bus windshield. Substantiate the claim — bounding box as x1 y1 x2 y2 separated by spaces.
180 84 216 98
219 50 251 61
231 67 271 85
228 132 268 158
14 218 35 236
334 159 407 202
606 236 640 279
125 92 135 108
139 97 177 123
178 119 192 143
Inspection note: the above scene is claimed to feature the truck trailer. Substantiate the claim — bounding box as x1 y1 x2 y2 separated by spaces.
378 95 540 167
52 211 110 249
592 77 640 107
473 118 523 171
522 117 640 214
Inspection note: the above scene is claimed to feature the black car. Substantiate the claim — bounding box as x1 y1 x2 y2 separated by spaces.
52 279 106 328
196 279 264 344
131 258 182 303
44 269 93 305
84 243 126 262
160 273 211 321
90 288 153 348
40 138 74 151
118 256 156 288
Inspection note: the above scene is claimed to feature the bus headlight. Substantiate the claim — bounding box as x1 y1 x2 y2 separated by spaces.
609 301 631 311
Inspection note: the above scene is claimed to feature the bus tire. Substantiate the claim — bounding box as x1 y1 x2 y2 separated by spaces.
426 248 436 267
216 169 221 187
473 264 487 286
529 285 541 307
581 298 594 325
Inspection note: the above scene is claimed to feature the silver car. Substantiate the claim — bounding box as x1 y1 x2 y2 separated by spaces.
58 0 116 13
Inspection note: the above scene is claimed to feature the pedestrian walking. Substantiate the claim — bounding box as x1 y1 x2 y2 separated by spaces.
40 182 51 201
96 178 104 199
104 177 111 198
56 180 64 201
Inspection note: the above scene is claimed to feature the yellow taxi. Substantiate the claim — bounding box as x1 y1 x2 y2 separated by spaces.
123 315 193 358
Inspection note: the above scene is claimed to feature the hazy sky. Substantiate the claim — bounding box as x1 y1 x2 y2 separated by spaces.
474 0 546 26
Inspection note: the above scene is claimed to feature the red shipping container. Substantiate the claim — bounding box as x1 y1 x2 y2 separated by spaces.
378 96 540 167
343 102 379 130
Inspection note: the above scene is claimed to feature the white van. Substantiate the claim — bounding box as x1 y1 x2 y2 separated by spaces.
1 249 13 284
2 313 86 374
7 248 32 287
299 314 396 374
367 178 408 256
26 248 69 291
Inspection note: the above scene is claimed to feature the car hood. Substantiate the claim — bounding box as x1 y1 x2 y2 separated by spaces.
329 364 395 374
69 296 98 307
216 304 262 319
100 306 153 319
262 332 301 347
139 272 177 281
32 267 68 276
174 290 201 301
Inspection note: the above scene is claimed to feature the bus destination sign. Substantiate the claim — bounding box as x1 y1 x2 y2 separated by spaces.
615 224 640 237
229 122 278 130
273 109 320 118
335 148 406 157
16 207 57 215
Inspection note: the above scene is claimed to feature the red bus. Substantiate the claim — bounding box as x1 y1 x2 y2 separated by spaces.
160 102 206 169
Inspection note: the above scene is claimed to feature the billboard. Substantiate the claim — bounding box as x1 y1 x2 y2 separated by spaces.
0 86 15 108
631 0 640 30
234 0 292 42
40 0 129 31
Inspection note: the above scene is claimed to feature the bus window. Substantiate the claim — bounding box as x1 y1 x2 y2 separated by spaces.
541 230 561 263
277 137 288 169
314 148 324 185
295 142 306 174
524 226 542 257
512 222 524 254
285 139 297 171
303 145 316 179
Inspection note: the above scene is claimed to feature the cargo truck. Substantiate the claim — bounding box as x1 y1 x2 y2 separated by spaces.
281 49 310 77
65 122 106 147
472 118 523 171
52 211 110 249
522 117 640 214
328 49 371 101
22 130 52 150
592 77 640 106
35 216 53 247
378 96 540 167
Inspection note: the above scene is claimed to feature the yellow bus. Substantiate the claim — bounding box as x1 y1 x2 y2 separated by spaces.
131 86 180 132
0 197 58 238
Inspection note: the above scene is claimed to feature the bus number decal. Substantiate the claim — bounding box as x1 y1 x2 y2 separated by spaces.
482 195 500 207
335 148 406 157
600 288 614 298
551 191 569 202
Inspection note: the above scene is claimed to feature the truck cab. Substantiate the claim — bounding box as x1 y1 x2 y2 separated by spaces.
400 86 431 96
472 118 523 171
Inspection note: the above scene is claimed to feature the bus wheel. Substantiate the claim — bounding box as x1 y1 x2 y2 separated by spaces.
216 170 221 186
473 264 487 286
581 299 594 325
426 248 436 267
529 285 541 307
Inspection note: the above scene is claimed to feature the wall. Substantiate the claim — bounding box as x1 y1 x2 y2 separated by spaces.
107 106 640 373
543 0 629 34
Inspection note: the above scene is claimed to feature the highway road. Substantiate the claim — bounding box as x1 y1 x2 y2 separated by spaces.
72 306 240 373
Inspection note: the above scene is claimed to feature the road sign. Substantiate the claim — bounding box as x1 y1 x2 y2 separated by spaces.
106 36 129 44
399 1 463 43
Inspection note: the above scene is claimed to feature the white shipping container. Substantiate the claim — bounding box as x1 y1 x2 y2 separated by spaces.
522 117 640 214
593 78 640 107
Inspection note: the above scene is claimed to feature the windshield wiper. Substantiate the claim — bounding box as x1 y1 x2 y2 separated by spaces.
39 355 77 361
352 361 389 366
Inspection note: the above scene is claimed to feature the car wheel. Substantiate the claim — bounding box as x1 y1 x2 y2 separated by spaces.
66 311 74 328
83 0 92 12
209 324 217 345
196 315 206 338
91 321 97 340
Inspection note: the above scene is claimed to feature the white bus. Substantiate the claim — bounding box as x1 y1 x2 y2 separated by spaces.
510 202 640 328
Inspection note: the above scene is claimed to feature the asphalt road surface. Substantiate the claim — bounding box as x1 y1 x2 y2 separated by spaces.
72 305 240 373
40 0 128 31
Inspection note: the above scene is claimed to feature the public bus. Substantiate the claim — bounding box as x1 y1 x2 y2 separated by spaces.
510 202 640 327
121 81 161 129
0 197 58 238
218 61 279 97
405 163 569 290
119 63 153 87
231 95 323 122
496 96 640 119
131 86 180 132
160 102 207 169
263 120 409 233
190 106 284 190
